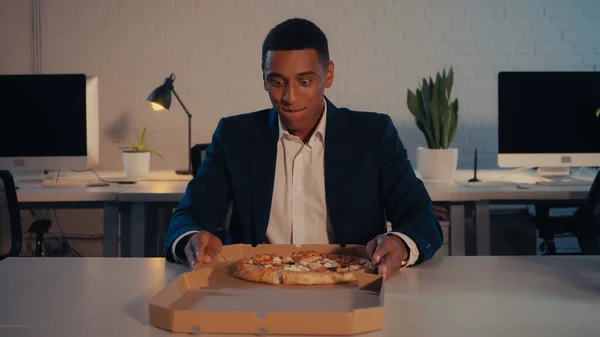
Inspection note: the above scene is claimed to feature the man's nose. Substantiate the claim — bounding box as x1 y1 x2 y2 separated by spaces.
282 83 298 105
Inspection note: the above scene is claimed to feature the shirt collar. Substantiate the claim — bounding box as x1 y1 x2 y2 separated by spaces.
278 99 327 143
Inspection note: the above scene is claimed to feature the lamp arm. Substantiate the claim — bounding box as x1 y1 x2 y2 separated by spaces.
171 89 192 118
171 88 193 174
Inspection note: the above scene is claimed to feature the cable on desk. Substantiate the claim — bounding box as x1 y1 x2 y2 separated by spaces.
70 168 137 185
51 209 66 237
69 168 111 183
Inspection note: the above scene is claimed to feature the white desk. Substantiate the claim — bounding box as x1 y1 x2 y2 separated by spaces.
443 169 596 255
117 181 189 257
14 169 595 258
118 169 596 257
116 169 597 257
14 171 191 258
0 256 598 337
436 169 593 201
115 179 476 257
16 185 126 257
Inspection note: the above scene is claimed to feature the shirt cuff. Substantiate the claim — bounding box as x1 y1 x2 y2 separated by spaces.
386 231 420 268
172 230 200 264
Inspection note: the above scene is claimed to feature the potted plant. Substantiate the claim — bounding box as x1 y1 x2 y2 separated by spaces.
407 67 459 181
120 127 163 178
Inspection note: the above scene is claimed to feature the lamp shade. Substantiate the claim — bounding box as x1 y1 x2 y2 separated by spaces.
147 73 175 111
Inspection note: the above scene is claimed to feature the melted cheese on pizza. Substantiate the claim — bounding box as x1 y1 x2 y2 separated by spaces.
283 264 310 272
322 259 340 269
237 250 373 283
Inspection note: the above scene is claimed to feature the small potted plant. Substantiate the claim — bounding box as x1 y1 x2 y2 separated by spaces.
407 66 459 181
120 127 163 178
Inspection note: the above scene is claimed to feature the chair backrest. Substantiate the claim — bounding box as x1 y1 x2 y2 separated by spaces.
587 169 600 240
585 169 600 212
0 170 22 260
190 143 209 176
576 169 600 254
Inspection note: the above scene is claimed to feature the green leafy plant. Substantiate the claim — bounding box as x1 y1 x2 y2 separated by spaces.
596 108 600 118
120 127 163 159
407 67 459 149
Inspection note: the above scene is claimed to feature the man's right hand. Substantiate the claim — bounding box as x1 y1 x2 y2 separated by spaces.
184 231 223 267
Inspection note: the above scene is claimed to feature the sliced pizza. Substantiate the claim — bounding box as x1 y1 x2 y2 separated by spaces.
234 250 375 285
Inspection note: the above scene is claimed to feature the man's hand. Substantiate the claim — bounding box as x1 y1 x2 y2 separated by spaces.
366 234 409 280
184 231 223 268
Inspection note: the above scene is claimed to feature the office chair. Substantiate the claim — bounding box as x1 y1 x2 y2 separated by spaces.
190 143 209 177
530 169 600 255
0 170 22 261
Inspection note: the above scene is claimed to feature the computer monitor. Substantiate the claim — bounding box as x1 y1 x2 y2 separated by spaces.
498 71 600 179
0 74 99 180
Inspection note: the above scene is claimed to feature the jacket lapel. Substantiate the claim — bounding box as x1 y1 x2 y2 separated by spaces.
249 108 279 244
323 98 351 244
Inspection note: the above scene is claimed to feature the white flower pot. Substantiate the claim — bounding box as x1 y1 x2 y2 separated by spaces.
417 147 458 181
122 151 151 178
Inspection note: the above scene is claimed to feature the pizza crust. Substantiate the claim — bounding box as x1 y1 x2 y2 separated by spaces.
235 265 281 285
281 270 356 285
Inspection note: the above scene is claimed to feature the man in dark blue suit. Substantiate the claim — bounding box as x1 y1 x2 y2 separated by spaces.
164 18 442 280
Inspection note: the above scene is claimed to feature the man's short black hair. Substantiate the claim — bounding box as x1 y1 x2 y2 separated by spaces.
261 18 330 69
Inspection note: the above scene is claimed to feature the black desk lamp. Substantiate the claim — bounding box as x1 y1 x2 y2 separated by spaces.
147 73 192 175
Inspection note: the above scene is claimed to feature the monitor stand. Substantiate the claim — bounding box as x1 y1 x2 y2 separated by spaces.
535 167 591 186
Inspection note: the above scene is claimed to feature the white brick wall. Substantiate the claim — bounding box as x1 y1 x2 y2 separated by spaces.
1 0 600 172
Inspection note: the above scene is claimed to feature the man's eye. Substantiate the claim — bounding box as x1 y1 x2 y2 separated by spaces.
300 79 311 85
271 79 283 86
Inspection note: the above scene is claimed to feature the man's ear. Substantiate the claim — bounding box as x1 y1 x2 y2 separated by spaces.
324 60 335 89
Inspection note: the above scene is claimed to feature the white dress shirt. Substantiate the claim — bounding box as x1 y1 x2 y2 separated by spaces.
265 102 332 244
173 102 420 267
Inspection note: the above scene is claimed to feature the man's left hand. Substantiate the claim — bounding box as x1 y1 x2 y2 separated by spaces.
366 234 409 280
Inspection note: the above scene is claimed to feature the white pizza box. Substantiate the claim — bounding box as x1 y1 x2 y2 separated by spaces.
149 244 385 335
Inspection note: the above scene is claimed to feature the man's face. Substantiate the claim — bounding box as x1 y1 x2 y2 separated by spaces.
263 49 334 135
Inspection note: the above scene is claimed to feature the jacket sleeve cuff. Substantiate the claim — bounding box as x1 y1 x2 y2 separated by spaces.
386 231 420 268
172 230 200 264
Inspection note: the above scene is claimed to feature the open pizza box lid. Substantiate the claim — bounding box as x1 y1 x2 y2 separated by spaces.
149 244 385 335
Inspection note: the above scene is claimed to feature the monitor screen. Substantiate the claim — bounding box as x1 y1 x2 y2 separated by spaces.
498 71 600 155
0 74 88 158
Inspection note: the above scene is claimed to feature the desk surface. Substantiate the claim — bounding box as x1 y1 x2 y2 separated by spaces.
0 256 598 337
442 169 595 201
117 181 189 202
16 185 125 203
15 170 191 204
13 169 597 204
117 169 597 203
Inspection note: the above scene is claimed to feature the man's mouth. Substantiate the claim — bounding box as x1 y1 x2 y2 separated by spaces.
281 107 306 113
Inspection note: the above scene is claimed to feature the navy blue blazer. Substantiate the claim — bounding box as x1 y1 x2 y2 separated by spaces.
164 98 443 264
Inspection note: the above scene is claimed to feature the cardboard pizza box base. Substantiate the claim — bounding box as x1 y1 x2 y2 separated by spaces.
149 244 385 335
